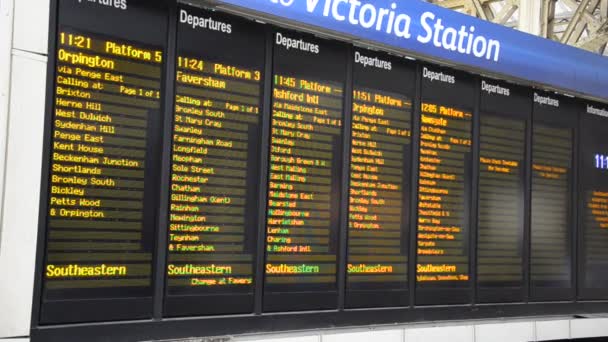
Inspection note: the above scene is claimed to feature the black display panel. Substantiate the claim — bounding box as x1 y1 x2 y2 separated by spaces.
163 6 265 316
35 2 608 336
345 50 415 308
476 80 529 303
39 0 167 323
530 92 576 301
579 102 608 300
263 31 346 311
416 66 475 305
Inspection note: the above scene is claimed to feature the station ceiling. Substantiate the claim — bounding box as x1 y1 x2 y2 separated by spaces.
426 0 608 56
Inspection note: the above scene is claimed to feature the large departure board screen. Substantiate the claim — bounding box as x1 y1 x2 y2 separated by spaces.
476 80 528 303
416 66 474 305
40 0 167 323
38 0 608 331
345 50 415 308
163 7 265 317
579 102 608 300
263 31 346 311
530 92 575 301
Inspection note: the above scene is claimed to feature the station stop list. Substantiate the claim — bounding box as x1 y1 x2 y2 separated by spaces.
416 102 471 283
263 32 346 311
44 29 162 292
164 7 266 316
416 66 474 305
346 50 414 308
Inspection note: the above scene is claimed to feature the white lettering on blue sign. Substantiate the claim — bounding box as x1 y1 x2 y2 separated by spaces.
269 0 501 62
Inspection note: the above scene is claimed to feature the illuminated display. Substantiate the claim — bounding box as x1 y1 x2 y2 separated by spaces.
530 93 574 300
345 50 415 308
416 66 474 305
595 154 608 170
580 104 608 299
477 116 524 285
45 37 160 283
39 0 167 324
163 7 265 316
45 35 159 285
476 80 528 303
416 102 471 284
263 31 345 311
531 126 572 286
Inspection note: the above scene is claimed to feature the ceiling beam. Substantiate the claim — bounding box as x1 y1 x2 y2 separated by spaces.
561 0 592 43
494 1 518 24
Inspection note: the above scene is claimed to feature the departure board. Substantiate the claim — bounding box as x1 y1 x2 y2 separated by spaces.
40 0 167 323
416 66 474 305
579 102 608 300
476 80 528 303
263 31 345 311
345 50 415 308
530 93 575 301
37 0 608 329
163 7 265 316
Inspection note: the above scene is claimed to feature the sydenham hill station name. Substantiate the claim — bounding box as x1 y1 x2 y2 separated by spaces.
269 0 501 62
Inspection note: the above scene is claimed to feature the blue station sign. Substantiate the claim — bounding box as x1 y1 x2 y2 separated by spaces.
213 0 608 101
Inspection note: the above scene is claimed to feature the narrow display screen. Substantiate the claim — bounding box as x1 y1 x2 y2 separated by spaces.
263 31 345 311
416 66 474 305
579 102 608 300
345 50 415 308
40 0 167 323
476 80 528 303
530 92 575 301
163 7 265 316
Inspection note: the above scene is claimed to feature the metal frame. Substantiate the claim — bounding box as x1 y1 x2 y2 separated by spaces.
154 1 178 320
407 65 423 307
253 26 274 316
337 44 354 310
